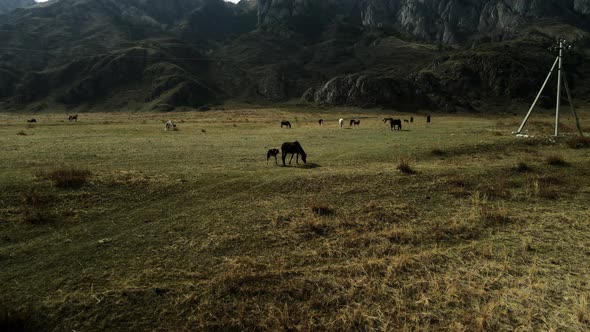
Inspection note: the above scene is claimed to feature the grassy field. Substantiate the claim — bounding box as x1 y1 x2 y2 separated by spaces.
1 106 590 331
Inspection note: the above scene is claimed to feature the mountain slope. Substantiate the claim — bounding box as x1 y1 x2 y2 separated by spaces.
0 0 256 110
0 0 34 14
0 0 589 112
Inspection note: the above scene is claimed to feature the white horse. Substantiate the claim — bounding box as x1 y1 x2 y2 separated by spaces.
165 120 176 131
339 118 344 128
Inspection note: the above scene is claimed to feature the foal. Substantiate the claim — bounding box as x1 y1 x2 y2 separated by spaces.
267 148 280 165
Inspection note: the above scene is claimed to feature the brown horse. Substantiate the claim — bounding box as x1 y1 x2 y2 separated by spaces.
384 118 402 131
350 119 360 127
27 119 37 123
281 141 307 166
281 121 291 128
68 114 78 122
267 148 280 165
318 119 324 126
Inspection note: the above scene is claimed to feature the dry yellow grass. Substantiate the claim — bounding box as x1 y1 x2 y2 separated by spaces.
0 106 589 331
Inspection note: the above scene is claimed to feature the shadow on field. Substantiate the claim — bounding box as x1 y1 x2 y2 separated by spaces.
282 163 321 169
300 163 321 169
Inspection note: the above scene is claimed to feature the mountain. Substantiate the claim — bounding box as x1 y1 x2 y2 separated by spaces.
0 0 34 14
0 0 589 112
258 0 590 43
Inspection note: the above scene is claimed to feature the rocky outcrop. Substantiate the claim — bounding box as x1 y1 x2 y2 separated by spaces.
258 0 590 44
305 73 459 111
303 42 558 111
257 0 359 36
0 0 35 14
574 0 590 14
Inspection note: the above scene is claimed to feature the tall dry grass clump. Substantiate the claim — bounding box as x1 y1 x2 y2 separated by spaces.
514 161 531 173
575 295 590 325
310 203 335 217
35 167 92 188
545 155 568 166
470 192 511 225
566 135 590 149
20 190 55 224
397 157 415 175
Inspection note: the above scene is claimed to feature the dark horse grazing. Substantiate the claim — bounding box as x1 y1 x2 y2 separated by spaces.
350 119 360 127
68 114 78 122
281 141 307 166
318 119 324 126
281 121 291 128
27 119 37 123
384 118 402 131
267 148 280 165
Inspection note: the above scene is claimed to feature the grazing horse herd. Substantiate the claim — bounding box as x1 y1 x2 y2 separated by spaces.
22 113 430 168
270 115 430 166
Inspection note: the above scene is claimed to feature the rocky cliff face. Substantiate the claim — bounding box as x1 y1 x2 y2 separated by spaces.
574 0 590 14
258 0 590 43
0 0 35 14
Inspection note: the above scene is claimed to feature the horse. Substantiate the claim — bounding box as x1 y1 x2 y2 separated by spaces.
350 119 360 127
339 118 344 128
384 118 402 131
404 119 409 123
427 115 431 124
410 117 414 123
318 119 324 126
27 119 37 123
68 115 78 122
267 148 280 165
165 120 176 131
281 121 291 128
281 141 307 166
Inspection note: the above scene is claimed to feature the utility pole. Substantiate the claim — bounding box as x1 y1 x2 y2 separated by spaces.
555 39 563 136
515 38 582 137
